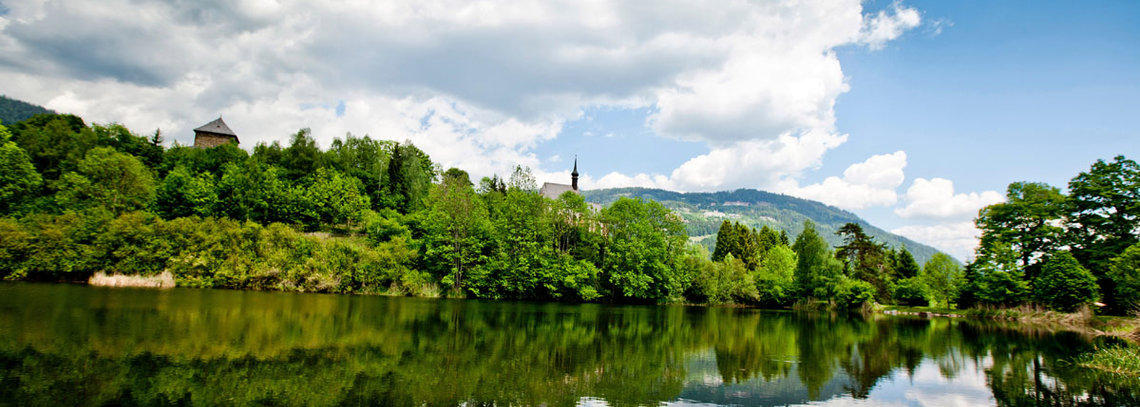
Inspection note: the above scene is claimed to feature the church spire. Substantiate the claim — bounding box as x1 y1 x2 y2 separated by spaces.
571 156 579 191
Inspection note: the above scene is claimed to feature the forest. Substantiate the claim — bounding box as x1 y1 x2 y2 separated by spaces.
0 113 1136 312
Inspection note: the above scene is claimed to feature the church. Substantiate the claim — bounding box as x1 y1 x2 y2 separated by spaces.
539 158 580 200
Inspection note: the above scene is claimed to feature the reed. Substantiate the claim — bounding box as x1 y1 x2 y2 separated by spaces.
1074 344 1140 376
89 271 176 289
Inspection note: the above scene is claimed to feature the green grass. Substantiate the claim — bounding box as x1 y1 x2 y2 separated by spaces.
1074 344 1140 376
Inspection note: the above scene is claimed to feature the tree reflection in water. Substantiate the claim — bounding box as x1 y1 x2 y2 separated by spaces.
0 283 1135 406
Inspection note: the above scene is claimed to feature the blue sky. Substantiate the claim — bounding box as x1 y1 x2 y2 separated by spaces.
0 0 1136 259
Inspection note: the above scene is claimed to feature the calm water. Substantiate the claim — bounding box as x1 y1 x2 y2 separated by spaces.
0 283 1136 406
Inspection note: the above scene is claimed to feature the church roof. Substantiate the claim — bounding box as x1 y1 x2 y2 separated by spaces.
540 182 577 200
194 117 238 139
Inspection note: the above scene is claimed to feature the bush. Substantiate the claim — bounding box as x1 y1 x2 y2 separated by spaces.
1033 251 1099 312
1109 243 1140 312
690 255 758 305
893 277 928 306
978 270 1029 307
834 278 875 309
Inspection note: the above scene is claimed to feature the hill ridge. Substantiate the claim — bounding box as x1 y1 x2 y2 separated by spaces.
581 187 948 265
0 95 54 125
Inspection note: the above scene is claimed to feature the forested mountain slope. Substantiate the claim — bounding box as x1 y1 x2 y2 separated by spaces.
583 187 948 265
0 96 54 125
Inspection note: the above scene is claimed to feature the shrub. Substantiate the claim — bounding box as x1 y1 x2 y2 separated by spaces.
893 277 928 306
1109 243 1140 312
834 278 875 309
1033 251 1099 312
978 270 1029 307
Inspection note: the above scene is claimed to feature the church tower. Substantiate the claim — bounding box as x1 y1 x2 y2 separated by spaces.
572 156 579 191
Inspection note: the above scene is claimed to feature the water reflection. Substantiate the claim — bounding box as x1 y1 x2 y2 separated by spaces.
0 283 1136 406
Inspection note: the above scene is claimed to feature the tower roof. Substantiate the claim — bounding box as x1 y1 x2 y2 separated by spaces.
572 156 579 176
194 117 238 138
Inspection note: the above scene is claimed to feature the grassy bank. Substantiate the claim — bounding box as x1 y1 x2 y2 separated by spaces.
880 303 1140 340
1074 344 1140 377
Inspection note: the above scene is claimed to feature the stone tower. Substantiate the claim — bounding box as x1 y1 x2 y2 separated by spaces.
193 117 239 148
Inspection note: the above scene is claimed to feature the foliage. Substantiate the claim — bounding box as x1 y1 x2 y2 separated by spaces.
976 270 1030 307
835 222 893 301
1074 343 1140 377
422 173 491 292
954 263 981 309
754 244 797 306
8 113 97 180
920 253 961 308
891 246 921 279
305 167 370 227
1067 156 1140 311
155 165 217 218
1031 251 1099 312
0 211 420 293
0 95 54 124
53 147 155 213
383 141 436 213
833 278 875 309
216 160 315 226
975 182 1067 280
690 254 758 305
599 197 687 302
1108 243 1140 312
967 155 1138 314
792 221 844 300
0 124 43 214
892 277 929 306
3 107 1133 313
280 128 323 180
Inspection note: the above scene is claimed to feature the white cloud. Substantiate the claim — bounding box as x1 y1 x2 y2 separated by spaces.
892 222 981 262
859 1 923 50
0 0 924 186
788 151 907 210
895 178 1004 220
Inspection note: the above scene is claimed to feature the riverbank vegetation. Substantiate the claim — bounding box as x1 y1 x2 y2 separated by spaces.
0 114 1137 313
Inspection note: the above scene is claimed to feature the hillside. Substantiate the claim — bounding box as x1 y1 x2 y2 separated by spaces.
0 95 54 125
582 187 946 265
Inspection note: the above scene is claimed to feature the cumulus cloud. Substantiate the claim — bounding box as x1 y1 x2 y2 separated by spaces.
788 151 907 210
892 222 982 261
0 0 924 186
859 1 923 50
895 178 1004 220
889 178 1004 260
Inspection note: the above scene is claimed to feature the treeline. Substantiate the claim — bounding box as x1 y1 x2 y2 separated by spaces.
744 156 1138 315
0 112 933 308
2 113 1134 311
695 218 955 309
958 158 1139 314
0 114 688 303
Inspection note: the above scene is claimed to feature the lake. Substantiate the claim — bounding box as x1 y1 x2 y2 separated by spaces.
0 283 1135 406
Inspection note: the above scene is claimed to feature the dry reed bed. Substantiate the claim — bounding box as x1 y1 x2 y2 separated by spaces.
88 271 176 289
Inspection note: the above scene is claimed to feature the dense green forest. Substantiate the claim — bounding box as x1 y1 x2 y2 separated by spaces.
582 188 944 265
0 109 1135 312
0 95 54 125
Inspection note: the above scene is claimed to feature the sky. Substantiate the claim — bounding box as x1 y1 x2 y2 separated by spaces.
0 0 1137 261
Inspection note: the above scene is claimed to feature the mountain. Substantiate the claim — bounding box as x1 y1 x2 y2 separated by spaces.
0 95 54 125
581 187 948 266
